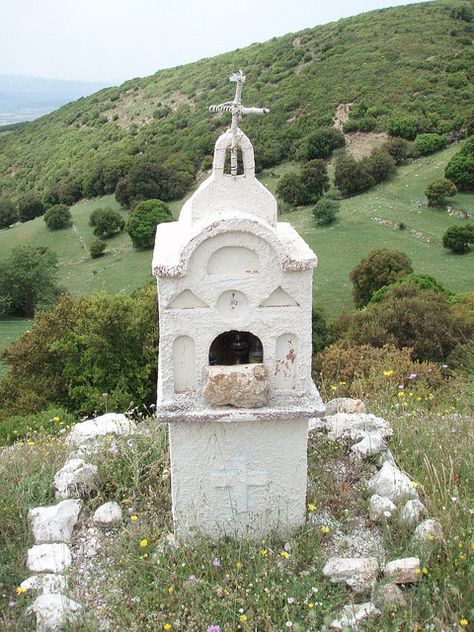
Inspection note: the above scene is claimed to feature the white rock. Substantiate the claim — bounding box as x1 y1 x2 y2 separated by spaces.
29 593 82 631
351 433 387 458
93 501 123 528
28 499 82 544
326 413 393 442
325 398 366 416
26 544 72 573
308 416 327 432
66 413 137 447
54 459 99 499
20 574 67 594
373 582 407 609
322 557 379 592
330 602 380 630
366 462 418 503
384 557 420 584
376 449 396 467
399 499 427 528
413 519 443 543
369 494 397 522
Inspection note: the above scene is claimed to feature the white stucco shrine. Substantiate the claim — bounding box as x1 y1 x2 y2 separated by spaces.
153 70 325 539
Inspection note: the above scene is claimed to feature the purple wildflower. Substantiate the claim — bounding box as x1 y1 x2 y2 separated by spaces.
408 373 417 380
442 364 448 369
212 557 221 567
207 627 220 632
187 574 196 583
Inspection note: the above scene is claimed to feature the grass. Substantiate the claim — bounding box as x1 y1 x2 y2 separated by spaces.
0 316 32 373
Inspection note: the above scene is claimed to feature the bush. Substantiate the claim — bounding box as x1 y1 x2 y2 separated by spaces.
380 137 414 165
0 246 59 316
44 180 82 207
89 239 107 258
89 207 125 238
350 248 413 308
425 178 457 206
334 155 374 197
43 204 72 230
312 198 340 226
301 128 345 161
449 4 474 21
276 173 310 207
0 197 17 229
0 408 72 446
442 224 474 253
415 133 447 155
300 159 329 202
126 199 173 249
445 138 474 191
0 286 158 416
370 273 452 304
311 308 331 353
363 148 396 183
387 115 420 140
17 195 44 222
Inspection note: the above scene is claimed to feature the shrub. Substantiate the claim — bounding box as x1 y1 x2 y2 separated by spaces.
300 159 329 202
312 198 340 226
0 197 17 229
0 407 71 446
425 178 457 206
449 4 474 21
350 248 413 308
363 148 396 183
44 180 82 207
380 137 414 165
89 239 107 258
445 138 474 191
276 172 310 207
0 246 59 317
370 273 452 304
0 286 158 416
387 115 420 140
334 155 374 197
17 195 44 222
442 224 474 253
43 204 72 230
89 207 125 238
301 128 345 161
311 307 331 354
415 133 447 155
126 199 173 249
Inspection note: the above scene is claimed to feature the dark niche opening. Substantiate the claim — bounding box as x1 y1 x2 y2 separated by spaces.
209 331 263 366
223 147 244 175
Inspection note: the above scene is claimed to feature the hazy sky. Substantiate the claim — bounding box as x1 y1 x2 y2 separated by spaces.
1 0 428 84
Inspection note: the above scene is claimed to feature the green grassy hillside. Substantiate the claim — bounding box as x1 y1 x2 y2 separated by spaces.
0 0 473 200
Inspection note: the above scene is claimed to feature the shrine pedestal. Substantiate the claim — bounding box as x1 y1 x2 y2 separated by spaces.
169 417 309 540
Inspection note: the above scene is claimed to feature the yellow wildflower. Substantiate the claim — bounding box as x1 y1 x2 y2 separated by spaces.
27 441 34 446
471 543 474 551
427 535 435 541
163 625 172 631
339 381 347 385
383 370 394 376
308 602 314 609
53 417 60 422
130 515 138 521
239 614 247 623
330 385 337 391
415 568 421 575
235 561 243 569
321 526 330 534
280 551 290 559
460 619 468 627
397 391 405 397
139 539 148 548
307 503 316 512
168 586 174 594
260 548 268 556
16 586 26 594
422 567 428 575
410 481 418 488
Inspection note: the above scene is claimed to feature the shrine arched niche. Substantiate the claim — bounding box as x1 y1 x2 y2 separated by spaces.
207 246 259 276
209 330 263 366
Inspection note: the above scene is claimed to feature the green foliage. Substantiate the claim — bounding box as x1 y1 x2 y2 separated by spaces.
89 239 107 258
300 159 329 201
425 178 457 206
334 155 374 197
0 197 17 229
275 172 310 206
350 248 413 308
299 128 345 161
17 194 44 222
311 307 331 353
0 246 59 317
442 224 474 253
89 207 125 238
387 115 421 140
126 199 173 249
445 138 474 191
0 407 71 446
43 203 72 230
313 197 340 226
0 286 158 417
43 180 82 207
362 148 396 184
369 273 452 304
449 3 474 22
380 137 416 165
415 133 447 155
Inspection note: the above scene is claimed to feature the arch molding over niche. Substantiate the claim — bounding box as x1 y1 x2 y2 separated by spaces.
207 246 259 276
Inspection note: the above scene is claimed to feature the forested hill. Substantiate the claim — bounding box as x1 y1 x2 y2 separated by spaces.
0 0 473 202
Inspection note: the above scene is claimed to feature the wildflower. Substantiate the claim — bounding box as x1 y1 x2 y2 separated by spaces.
383 370 393 376
287 597 296 604
139 539 148 548
330 385 337 391
409 481 418 488
285 623 293 628
239 614 247 623
168 586 174 594
308 602 314 608
415 568 421 575
187 574 197 583
130 515 138 521
408 373 417 380
212 557 221 567
260 548 268 556
235 561 242 569
280 551 290 559
307 503 316 512
16 587 26 595
471 543 474 551
442 364 448 369
321 525 330 534
460 619 468 627
427 535 435 541
52 416 60 422
27 440 35 446
397 391 405 398
141 553 148 559
8 600 15 607
163 625 172 631
207 627 221 632
339 381 347 385
422 567 428 575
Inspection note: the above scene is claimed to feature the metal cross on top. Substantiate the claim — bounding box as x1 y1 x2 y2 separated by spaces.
209 70 269 176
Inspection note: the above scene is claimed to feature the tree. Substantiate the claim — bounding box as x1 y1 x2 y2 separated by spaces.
44 180 82 207
312 307 331 353
334 155 374 197
301 128 345 161
0 197 18 229
89 207 125 238
381 137 415 165
363 148 396 183
44 204 72 230
276 172 310 207
387 115 420 140
350 248 413 308
300 159 329 202
17 195 44 222
0 246 59 317
415 133 447 156
442 224 474 254
126 199 173 249
445 138 474 192
89 239 107 258
369 273 452 304
425 178 457 206
313 198 340 226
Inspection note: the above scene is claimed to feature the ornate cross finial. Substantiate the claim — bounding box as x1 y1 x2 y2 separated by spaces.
209 70 269 176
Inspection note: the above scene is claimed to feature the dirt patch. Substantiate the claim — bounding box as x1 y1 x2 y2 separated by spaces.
344 131 388 159
333 103 353 130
